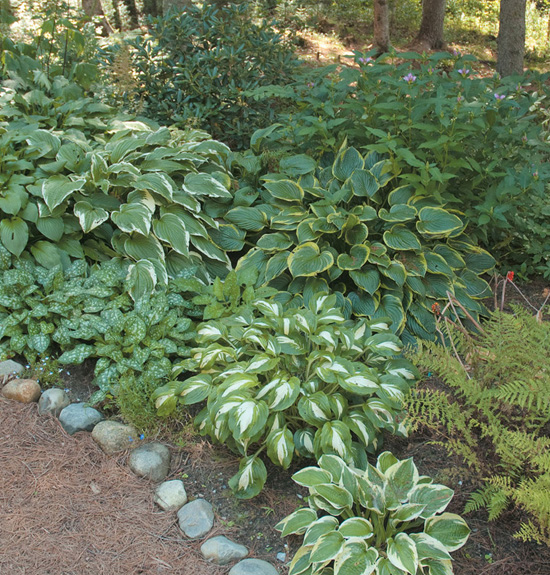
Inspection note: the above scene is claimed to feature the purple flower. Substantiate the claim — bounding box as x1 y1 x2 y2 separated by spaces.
403 73 417 84
494 93 505 100
306 82 314 88
457 68 470 77
457 95 464 102
358 56 373 65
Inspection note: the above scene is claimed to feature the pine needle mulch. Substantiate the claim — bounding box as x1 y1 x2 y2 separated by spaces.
0 397 224 575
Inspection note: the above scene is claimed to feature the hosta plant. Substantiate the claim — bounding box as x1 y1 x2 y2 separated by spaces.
229 143 494 343
153 292 418 498
277 453 470 575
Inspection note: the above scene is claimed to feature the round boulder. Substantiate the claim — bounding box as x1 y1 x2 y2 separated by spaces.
200 536 248 565
229 559 279 575
1 379 41 403
92 420 137 455
128 443 171 482
0 360 25 379
154 479 188 511
59 403 105 435
38 388 70 417
177 499 214 538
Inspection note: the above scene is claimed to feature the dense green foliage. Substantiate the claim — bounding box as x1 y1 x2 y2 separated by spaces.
102 2 299 149
229 142 494 344
154 289 418 497
251 52 550 275
408 308 550 545
277 452 470 575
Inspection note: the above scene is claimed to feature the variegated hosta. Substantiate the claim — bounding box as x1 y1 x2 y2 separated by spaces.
152 293 418 498
277 452 470 575
227 144 495 343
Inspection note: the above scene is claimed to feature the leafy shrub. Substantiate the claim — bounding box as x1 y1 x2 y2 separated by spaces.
102 2 299 150
0 54 238 286
228 143 494 344
250 52 550 275
407 307 550 545
276 452 470 575
153 291 418 498
0 258 204 403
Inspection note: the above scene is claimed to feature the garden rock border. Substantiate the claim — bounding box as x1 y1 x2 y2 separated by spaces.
0 363 281 573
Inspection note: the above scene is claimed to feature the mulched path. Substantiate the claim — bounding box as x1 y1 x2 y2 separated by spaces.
0 397 225 575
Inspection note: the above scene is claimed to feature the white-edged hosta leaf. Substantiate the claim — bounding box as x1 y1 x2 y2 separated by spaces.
126 259 157 301
312 482 353 510
228 398 269 440
409 484 454 518
177 374 212 405
111 202 152 235
135 173 175 201
124 233 164 262
390 503 427 524
184 172 232 198
42 175 85 211
228 455 267 499
387 532 418 575
210 224 246 251
384 458 419 506
266 427 294 469
74 201 109 233
422 559 453 575
425 513 471 552
417 207 464 237
310 531 345 563
275 508 318 536
338 517 374 539
319 420 353 460
334 542 378 575
190 236 230 263
264 179 304 202
292 467 333 488
289 242 334 277
410 534 452 562
153 213 190 256
303 516 339 546
288 545 314 575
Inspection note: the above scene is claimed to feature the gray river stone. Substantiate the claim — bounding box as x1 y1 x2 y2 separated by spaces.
177 499 214 538
200 535 248 565
128 443 171 481
229 558 279 575
154 479 188 511
92 420 137 455
59 403 105 435
38 388 70 417
0 360 24 378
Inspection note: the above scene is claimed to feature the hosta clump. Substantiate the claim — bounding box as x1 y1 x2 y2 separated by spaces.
228 143 494 343
153 292 418 498
277 453 470 575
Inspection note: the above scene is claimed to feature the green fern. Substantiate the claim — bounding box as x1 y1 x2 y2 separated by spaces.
408 307 550 545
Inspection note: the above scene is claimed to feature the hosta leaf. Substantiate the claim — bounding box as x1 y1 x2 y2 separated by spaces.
409 484 454 518
153 214 190 256
333 147 364 181
339 371 380 395
226 206 267 231
266 427 294 469
423 559 453 575
345 223 368 245
387 533 418 575
292 467 333 487
379 204 417 222
126 259 157 301
384 458 419 506
350 268 380 295
310 531 345 563
424 513 470 552
338 517 374 538
395 252 427 277
312 483 353 510
74 201 109 233
298 393 332 426
210 224 246 251
111 203 152 236
0 217 28 256
350 169 379 197
30 241 63 269
191 236 230 264
177 375 212 405
280 154 317 176
416 207 464 237
135 173 174 201
275 508 317 536
337 245 370 271
184 172 232 198
303 516 340 546
289 243 334 277
380 261 407 286
319 420 353 460
41 175 85 211
228 455 267 499
257 232 293 251
265 251 290 282
383 225 422 251
294 428 316 457
124 233 164 262
229 399 269 440
334 544 378 575
410 534 452 562
424 251 453 276
264 179 304 202
0 187 24 215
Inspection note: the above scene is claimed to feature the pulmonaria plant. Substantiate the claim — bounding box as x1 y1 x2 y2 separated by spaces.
153 293 418 498
277 453 470 575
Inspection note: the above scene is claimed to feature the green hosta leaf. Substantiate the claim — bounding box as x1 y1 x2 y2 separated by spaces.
0 187 24 215
424 252 453 276
395 252 427 277
280 154 317 176
289 243 334 277
303 516 339 546
338 517 373 538
153 214 190 256
345 223 368 245
229 399 269 440
184 172 232 198
409 484 454 518
228 455 267 499
423 559 453 575
225 206 267 231
333 147 364 181
387 533 418 575
339 371 380 395
310 531 345 563
384 458 419 506
381 261 407 286
337 245 370 271
177 374 212 405
410 534 452 562
257 232 293 251
210 224 246 251
319 421 353 460
264 179 304 202
124 233 164 262
135 173 175 201
275 508 318 536
30 241 63 268
266 427 294 469
383 225 422 251
265 251 290 282
74 201 109 233
26 129 61 157
111 203 152 236
312 482 353 510
0 217 28 256
127 259 157 301
41 175 85 211
416 207 464 237
350 169 379 197
292 467 333 488
298 393 332 426
379 205 417 222
425 513 470 552
350 268 380 295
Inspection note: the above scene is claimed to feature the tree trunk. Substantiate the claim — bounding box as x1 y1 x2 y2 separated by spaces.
497 0 526 76
374 0 391 54
417 0 447 49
